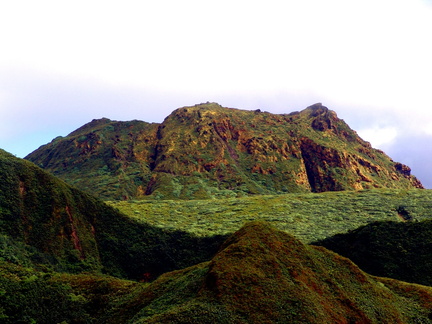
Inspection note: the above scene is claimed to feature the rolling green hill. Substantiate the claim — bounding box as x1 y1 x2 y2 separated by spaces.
4 223 432 323
0 149 225 280
26 103 423 200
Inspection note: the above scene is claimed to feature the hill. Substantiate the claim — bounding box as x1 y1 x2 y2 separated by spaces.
316 220 432 287
4 222 432 323
0 149 225 280
106 222 432 323
25 102 423 200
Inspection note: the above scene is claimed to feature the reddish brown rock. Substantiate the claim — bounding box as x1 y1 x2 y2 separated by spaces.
25 102 423 200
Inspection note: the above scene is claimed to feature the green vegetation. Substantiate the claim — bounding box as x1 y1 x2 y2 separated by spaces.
0 260 139 323
109 188 432 243
3 221 432 323
316 219 432 286
107 222 432 323
0 149 226 281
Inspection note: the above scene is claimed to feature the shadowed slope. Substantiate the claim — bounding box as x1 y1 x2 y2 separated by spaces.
316 220 432 286
0 149 225 279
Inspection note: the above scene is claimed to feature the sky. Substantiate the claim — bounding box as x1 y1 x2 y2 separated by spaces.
0 0 431 188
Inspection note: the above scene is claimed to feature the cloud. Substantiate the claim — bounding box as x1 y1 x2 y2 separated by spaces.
383 134 432 189
357 127 398 148
1 1 431 99
0 1 431 186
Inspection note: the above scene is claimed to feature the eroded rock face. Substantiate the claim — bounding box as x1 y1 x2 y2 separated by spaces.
25 102 423 199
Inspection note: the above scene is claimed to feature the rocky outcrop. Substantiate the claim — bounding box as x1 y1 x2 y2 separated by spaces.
25 102 423 200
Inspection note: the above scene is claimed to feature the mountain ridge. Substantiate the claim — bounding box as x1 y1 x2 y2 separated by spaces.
25 102 423 200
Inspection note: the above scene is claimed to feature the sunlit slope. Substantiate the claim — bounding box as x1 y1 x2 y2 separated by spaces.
109 188 432 242
26 103 423 200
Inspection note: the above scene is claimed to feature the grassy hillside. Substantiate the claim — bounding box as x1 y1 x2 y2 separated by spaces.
0 149 226 280
316 220 432 286
109 188 432 243
4 222 432 323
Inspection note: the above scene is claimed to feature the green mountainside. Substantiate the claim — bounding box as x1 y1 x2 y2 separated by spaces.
26 103 423 200
0 149 224 280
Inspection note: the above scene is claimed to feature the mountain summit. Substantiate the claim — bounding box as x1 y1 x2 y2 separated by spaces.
26 103 423 200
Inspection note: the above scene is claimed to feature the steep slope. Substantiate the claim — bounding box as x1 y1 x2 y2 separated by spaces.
26 102 423 200
0 149 102 272
105 222 432 323
0 149 225 279
26 118 159 200
316 220 432 287
0 262 138 323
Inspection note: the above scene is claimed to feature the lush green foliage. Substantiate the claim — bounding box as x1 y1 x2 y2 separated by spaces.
110 188 432 243
316 219 432 286
0 260 139 323
0 149 226 281
108 222 432 323
0 149 102 273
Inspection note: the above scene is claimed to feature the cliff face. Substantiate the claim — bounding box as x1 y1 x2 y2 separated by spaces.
26 102 423 200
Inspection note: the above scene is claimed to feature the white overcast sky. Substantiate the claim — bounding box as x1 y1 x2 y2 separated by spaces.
0 0 431 187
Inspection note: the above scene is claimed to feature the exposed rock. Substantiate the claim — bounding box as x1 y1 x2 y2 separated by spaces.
395 162 411 176
25 103 423 200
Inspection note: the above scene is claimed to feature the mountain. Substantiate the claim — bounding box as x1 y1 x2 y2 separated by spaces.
0 149 225 279
25 102 423 200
